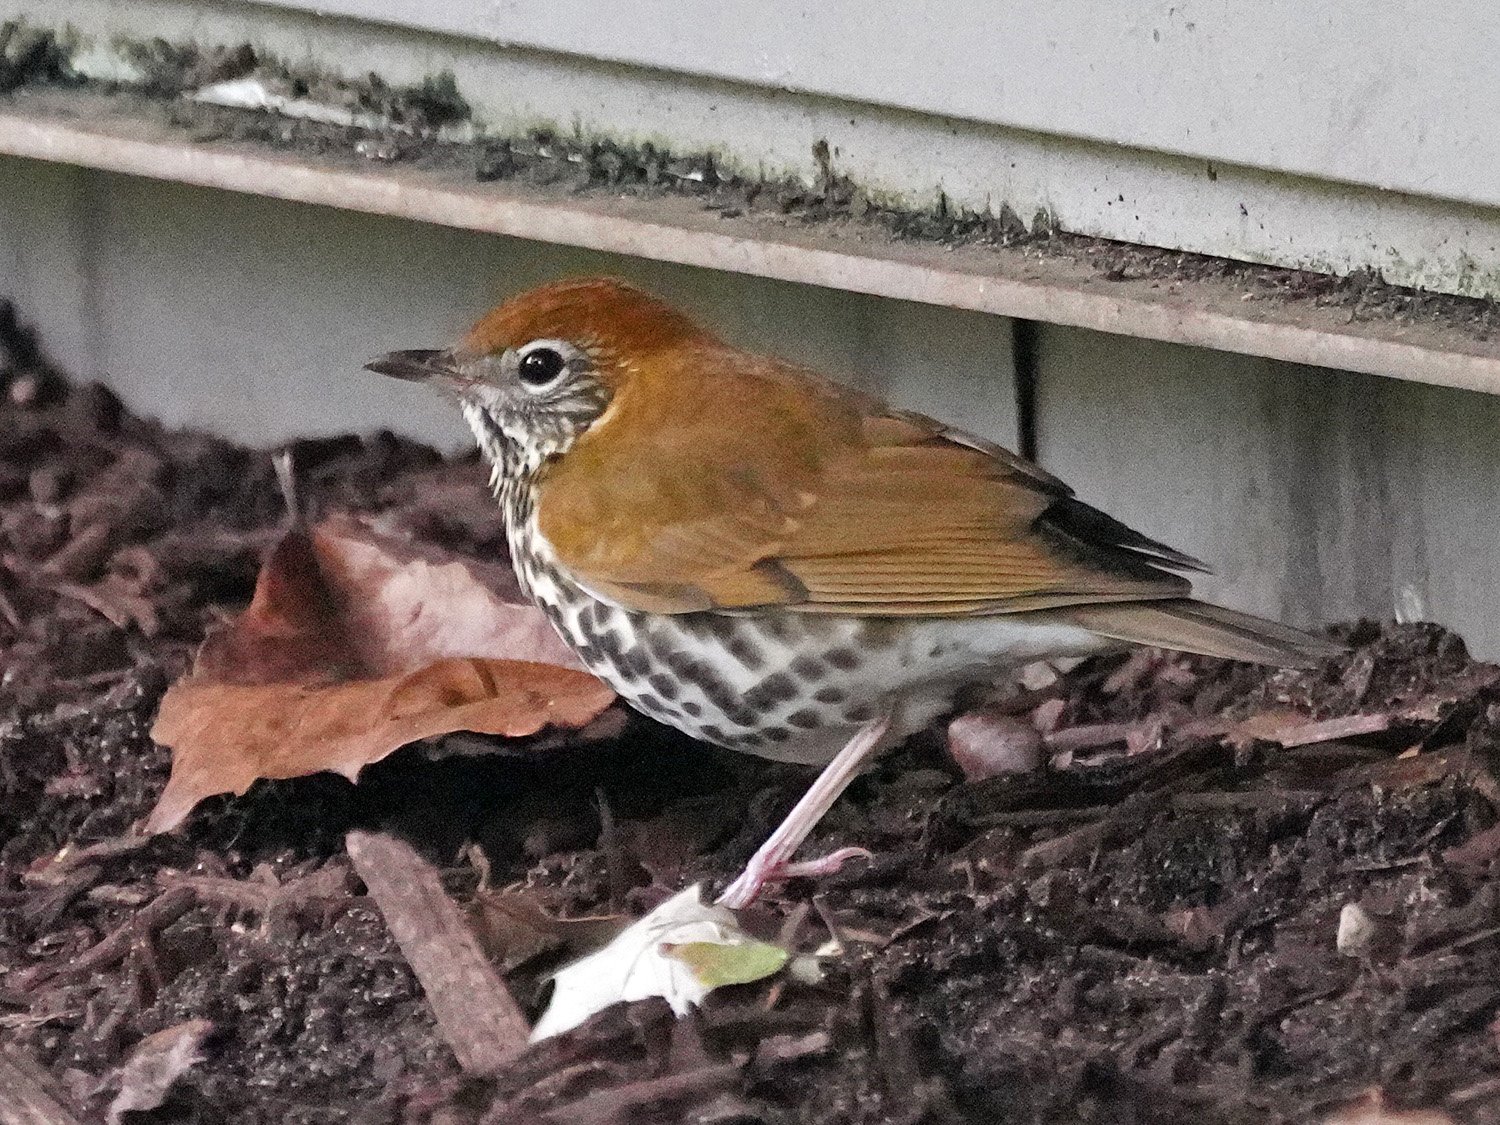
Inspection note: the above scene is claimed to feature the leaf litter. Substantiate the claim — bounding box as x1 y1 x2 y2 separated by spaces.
2 304 1500 1122
147 511 615 832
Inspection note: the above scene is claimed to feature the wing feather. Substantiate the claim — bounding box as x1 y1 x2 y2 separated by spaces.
536 344 1195 615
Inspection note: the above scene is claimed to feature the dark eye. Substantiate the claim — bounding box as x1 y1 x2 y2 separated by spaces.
518 346 566 388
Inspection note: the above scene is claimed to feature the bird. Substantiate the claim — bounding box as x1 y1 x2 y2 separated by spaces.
367 276 1340 908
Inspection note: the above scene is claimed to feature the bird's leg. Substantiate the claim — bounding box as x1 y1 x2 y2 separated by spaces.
716 713 892 910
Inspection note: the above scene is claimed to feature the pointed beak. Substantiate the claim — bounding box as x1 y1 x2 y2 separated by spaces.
363 348 462 385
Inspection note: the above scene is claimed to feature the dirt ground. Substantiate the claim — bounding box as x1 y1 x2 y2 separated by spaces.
2 304 1499 1124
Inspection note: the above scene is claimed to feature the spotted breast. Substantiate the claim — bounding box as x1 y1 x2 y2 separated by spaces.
506 476 1111 765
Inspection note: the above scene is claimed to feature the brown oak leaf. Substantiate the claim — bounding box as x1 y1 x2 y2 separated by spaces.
146 517 613 833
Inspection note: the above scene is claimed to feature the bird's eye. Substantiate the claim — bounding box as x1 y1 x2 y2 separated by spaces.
517 345 566 389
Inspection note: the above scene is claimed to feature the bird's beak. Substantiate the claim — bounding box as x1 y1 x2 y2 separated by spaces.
363 348 464 387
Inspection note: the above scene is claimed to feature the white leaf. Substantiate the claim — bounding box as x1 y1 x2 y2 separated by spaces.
531 885 783 1041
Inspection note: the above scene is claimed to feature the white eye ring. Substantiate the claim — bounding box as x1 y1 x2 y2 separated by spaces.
514 338 575 392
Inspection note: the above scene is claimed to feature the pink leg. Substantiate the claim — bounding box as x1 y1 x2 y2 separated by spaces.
716 714 891 910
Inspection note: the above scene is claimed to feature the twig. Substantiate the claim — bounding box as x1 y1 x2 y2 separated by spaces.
12 886 195 992
1268 712 1392 747
44 578 158 635
345 830 529 1075
0 582 21 631
968 805 1112 829
1169 790 1324 814
537 1063 741 1125
23 834 153 887
594 787 630 913
0 1042 88 1125
1018 790 1158 869
272 449 300 522
157 863 352 937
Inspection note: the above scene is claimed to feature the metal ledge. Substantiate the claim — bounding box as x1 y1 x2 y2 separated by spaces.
4 87 1500 396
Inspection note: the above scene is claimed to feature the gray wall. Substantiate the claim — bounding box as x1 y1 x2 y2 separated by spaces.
4 154 1495 655
17 0 1500 295
1032 329 1491 633
0 157 1016 451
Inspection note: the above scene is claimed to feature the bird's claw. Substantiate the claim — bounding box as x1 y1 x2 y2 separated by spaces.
716 845 873 910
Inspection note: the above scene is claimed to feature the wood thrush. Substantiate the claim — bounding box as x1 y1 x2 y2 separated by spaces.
368 277 1340 908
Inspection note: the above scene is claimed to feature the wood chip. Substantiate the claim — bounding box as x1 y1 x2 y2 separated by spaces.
1042 720 1143 754
536 1064 741 1125
1234 711 1392 748
1441 821 1500 874
1170 789 1323 814
345 830 529 1074
0 1043 87 1125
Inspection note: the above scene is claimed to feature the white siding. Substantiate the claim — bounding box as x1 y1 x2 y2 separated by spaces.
6 0 1500 295
0 157 1016 450
266 0 1500 210
1033 325 1500 656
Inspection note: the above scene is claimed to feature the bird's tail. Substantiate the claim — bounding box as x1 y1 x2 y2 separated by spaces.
1061 599 1344 668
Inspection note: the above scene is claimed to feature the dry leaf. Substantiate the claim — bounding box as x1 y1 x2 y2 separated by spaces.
193 514 581 683
663 938 789 988
468 888 624 971
106 1020 213 1124
147 517 614 832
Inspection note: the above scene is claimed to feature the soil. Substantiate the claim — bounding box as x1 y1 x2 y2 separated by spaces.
2 305 1500 1125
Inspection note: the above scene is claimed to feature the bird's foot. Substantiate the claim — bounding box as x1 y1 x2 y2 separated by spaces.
713 714 891 911
716 845 872 910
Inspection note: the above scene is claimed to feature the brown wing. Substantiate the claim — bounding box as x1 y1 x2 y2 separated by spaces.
535 343 1202 616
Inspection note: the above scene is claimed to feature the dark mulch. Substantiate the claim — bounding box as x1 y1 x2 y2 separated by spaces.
2 302 1499 1124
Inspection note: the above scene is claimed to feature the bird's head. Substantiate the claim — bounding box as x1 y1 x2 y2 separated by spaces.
366 277 707 478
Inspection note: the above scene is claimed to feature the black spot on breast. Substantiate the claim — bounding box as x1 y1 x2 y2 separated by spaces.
647 673 681 701
789 655 824 680
826 648 862 671
842 703 876 723
662 651 742 715
618 646 653 681
681 700 703 718
724 632 765 671
812 686 847 705
583 601 612 633
698 723 730 744
591 629 625 664
744 672 798 709
674 614 716 640
660 649 699 681
787 708 822 730
721 703 761 728
633 692 666 716
761 726 792 743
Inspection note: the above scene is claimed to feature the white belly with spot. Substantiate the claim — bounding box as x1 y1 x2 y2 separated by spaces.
512 513 1114 765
